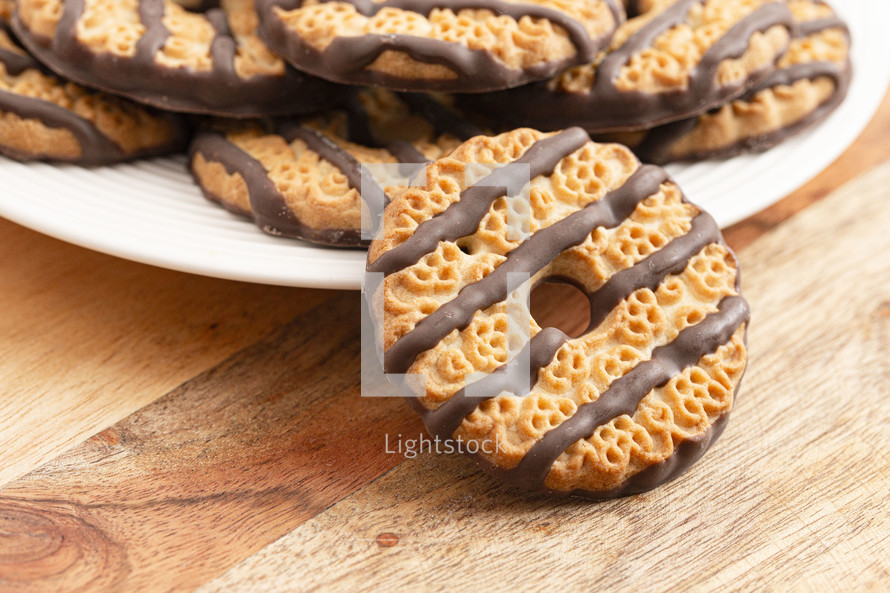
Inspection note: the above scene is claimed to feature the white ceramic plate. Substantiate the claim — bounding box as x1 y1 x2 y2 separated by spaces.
1 0 888 289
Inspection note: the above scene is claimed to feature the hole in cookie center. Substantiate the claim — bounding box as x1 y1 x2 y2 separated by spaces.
530 279 589 339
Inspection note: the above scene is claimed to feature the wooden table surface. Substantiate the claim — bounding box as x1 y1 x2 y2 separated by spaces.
1 90 889 593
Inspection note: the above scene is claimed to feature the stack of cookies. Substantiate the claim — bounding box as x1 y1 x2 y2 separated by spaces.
1 0 852 498
2 0 851 244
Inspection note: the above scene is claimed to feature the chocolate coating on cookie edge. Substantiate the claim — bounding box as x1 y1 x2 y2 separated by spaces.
473 410 731 499
0 88 124 163
257 0 623 92
0 24 186 164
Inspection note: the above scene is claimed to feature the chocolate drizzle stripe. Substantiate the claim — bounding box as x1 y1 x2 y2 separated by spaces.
683 1 795 85
386 139 430 164
311 33 557 91
749 10 850 96
190 131 283 218
52 0 82 56
383 163 669 375
135 0 171 64
422 326 570 440
419 211 721 440
259 0 619 91
367 127 589 276
0 46 38 74
207 8 237 77
748 59 845 97
277 123 388 223
585 212 721 331
501 295 750 491
396 92 482 141
189 131 365 246
594 0 700 94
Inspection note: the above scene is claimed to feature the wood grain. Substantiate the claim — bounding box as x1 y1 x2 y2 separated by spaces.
193 161 890 593
0 219 329 488
0 291 422 593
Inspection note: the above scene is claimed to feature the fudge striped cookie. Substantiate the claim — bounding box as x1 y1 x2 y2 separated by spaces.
0 22 184 163
255 0 624 92
12 0 335 116
464 0 794 132
633 0 851 163
366 127 749 498
189 89 481 246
